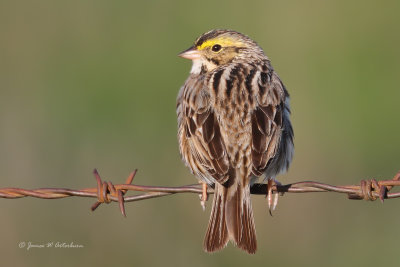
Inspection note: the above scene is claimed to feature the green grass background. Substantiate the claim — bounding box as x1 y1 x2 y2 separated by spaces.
1 0 400 266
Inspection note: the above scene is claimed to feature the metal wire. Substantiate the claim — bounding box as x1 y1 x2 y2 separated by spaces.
1 169 399 216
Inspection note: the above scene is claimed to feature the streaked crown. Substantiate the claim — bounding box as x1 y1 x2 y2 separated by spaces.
194 29 259 51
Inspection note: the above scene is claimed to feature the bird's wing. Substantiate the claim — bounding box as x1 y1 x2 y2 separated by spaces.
177 77 230 184
251 68 287 176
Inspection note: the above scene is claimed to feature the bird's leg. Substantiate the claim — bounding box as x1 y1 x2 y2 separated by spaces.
199 182 208 211
267 178 281 216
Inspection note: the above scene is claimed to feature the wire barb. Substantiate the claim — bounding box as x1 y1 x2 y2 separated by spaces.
0 169 399 216
90 168 137 216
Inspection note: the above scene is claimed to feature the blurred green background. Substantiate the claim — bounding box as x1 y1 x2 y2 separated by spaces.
1 0 400 266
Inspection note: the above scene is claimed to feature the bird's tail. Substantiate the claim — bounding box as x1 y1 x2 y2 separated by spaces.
203 174 257 254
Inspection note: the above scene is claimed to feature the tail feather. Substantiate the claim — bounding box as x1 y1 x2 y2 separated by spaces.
226 181 257 254
204 184 229 252
204 182 257 254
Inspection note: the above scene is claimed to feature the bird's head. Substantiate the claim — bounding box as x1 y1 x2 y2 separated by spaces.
179 29 265 74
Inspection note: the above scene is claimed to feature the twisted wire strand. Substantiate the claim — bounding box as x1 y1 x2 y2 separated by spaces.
1 169 399 216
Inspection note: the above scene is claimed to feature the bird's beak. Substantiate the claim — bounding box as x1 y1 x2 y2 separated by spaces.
178 46 201 60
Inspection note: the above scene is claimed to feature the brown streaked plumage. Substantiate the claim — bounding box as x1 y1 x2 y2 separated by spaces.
177 29 294 254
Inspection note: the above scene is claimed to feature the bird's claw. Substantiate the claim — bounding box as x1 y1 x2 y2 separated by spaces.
267 178 280 216
199 182 208 211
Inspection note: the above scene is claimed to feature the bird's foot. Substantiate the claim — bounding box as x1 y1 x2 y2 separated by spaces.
199 182 208 211
267 178 281 216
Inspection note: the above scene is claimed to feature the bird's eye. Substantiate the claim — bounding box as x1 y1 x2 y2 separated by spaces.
212 44 222 52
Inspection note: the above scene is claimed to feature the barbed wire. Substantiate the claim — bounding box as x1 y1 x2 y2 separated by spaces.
0 169 399 216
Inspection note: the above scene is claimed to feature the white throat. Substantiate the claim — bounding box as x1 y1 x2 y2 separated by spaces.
190 59 203 74
190 59 217 74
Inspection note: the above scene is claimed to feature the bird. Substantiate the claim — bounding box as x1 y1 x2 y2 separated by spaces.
176 29 294 254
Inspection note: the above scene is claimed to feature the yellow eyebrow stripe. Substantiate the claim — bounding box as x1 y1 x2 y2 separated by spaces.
197 38 243 50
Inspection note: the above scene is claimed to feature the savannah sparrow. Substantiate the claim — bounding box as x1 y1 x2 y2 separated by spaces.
177 29 294 254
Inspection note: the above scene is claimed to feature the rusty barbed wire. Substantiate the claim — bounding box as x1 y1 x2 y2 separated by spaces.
0 169 399 216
